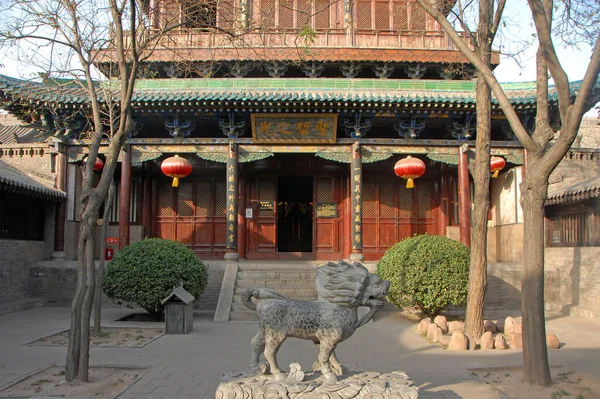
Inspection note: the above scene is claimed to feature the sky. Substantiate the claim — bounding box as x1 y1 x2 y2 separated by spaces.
491 1 595 85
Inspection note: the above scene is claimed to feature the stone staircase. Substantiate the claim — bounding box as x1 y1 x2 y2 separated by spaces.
229 262 320 321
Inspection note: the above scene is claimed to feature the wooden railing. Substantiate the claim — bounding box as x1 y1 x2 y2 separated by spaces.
122 27 463 51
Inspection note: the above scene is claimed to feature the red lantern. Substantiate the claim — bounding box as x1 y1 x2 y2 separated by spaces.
83 156 104 171
490 156 506 178
161 155 192 187
394 156 426 189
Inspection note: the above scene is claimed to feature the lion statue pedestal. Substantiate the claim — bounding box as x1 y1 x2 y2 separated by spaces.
216 363 419 399
216 261 419 398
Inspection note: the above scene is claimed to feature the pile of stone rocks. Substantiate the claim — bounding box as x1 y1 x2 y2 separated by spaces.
416 315 561 351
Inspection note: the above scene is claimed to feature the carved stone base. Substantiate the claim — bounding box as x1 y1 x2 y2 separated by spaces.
216 364 419 398
224 252 240 261
349 253 365 262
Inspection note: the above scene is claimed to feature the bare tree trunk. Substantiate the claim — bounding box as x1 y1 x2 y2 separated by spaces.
65 223 87 381
520 173 551 386
464 0 492 342
78 225 96 382
94 179 116 334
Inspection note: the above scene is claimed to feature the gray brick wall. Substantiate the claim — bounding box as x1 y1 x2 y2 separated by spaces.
546 247 600 319
486 262 521 309
29 262 77 305
486 249 600 321
0 240 45 303
29 260 225 311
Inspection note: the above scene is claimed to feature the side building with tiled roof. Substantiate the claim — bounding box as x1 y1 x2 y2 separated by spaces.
0 114 66 314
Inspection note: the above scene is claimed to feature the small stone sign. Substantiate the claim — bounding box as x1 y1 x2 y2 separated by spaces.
259 201 274 211
316 202 337 218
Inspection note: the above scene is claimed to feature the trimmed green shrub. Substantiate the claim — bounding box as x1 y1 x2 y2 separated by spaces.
103 238 207 320
377 234 470 318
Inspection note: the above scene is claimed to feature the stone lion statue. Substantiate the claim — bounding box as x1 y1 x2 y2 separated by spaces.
242 260 390 383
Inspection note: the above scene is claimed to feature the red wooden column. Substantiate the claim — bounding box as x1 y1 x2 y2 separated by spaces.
237 169 246 259
142 161 153 238
350 142 364 262
225 142 240 261
458 144 471 248
433 163 449 236
439 163 450 237
119 145 131 249
53 149 67 254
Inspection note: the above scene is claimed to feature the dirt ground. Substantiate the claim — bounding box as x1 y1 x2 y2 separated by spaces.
27 327 164 348
0 366 145 398
471 366 600 399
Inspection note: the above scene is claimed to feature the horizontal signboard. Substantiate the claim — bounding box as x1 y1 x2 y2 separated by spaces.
252 114 337 143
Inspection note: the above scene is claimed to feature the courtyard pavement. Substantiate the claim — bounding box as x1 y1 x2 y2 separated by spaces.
0 306 599 399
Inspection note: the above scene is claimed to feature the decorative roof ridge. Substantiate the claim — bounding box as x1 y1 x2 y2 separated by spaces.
546 184 600 205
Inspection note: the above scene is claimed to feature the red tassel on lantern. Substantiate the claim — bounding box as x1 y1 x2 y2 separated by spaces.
161 155 192 187
394 156 426 189
83 156 104 171
490 156 506 178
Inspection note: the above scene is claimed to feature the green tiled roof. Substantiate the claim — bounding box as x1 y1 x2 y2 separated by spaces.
1 74 598 107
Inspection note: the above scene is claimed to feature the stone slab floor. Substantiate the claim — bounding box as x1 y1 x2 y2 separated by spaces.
0 307 599 399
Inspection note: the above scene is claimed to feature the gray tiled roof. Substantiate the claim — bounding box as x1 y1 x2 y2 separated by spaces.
0 160 65 201
0 114 50 144
547 147 600 206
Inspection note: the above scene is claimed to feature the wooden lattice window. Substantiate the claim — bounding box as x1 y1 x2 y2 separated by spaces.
259 179 276 217
157 0 224 29
217 0 236 29
363 183 377 217
255 0 340 29
105 179 141 223
356 0 432 31
546 200 600 247
159 0 182 28
0 193 45 240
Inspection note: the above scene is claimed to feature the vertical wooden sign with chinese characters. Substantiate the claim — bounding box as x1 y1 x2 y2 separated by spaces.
226 142 238 252
351 142 362 254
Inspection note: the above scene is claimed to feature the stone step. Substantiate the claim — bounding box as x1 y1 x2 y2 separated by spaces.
234 279 316 289
229 311 258 321
234 287 317 297
0 298 45 316
237 262 322 271
237 270 317 280
231 294 316 305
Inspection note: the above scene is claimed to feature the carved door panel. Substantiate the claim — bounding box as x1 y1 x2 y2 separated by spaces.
314 176 344 259
415 181 434 235
246 176 277 259
363 176 435 260
154 176 226 259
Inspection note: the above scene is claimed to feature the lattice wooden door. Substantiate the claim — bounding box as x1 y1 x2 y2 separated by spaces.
314 176 344 259
363 176 435 259
155 176 226 259
246 176 277 259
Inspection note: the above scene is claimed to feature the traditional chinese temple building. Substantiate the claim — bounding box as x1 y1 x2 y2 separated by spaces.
1 0 599 318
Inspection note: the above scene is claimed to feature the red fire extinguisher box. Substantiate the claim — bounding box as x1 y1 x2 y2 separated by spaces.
105 247 113 260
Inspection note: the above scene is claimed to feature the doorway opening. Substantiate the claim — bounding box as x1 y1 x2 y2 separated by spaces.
277 176 313 252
